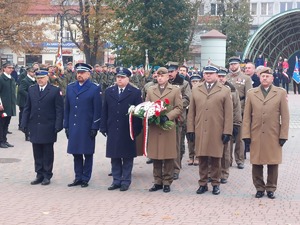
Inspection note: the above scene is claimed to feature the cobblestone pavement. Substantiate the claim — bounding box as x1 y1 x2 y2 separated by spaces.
0 93 300 225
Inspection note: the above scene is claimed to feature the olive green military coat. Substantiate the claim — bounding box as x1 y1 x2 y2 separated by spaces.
146 83 183 160
242 85 289 164
187 81 233 158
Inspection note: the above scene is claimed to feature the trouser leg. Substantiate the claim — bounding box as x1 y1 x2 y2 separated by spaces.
153 159 163 185
111 158 122 185
221 142 230 179
121 158 134 186
32 143 44 179
82 154 93 182
252 164 265 191
210 157 221 186
163 159 174 186
198 156 209 186
73 154 83 181
266 164 278 192
42 143 54 180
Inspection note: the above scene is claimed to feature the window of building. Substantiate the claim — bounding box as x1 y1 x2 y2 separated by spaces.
199 3 205 15
297 2 300 8
251 3 257 15
261 2 274 16
280 2 293 12
210 3 224 16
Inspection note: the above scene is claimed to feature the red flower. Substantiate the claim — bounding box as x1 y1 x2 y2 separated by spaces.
155 111 160 117
155 100 162 104
164 98 170 105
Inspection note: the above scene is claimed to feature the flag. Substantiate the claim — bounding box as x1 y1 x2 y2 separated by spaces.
55 43 64 75
292 56 300 84
145 49 150 72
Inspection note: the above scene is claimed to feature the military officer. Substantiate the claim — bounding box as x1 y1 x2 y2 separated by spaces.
167 62 191 180
227 56 252 169
21 70 64 185
187 74 202 166
146 67 182 193
187 65 233 195
64 63 102 188
64 62 76 84
0 62 17 148
242 67 289 199
217 67 242 183
17 67 36 140
100 67 143 191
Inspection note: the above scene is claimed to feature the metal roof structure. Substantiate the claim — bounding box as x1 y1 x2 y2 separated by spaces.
243 9 300 66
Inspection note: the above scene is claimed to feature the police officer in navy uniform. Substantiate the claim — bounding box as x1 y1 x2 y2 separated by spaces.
65 63 102 188
21 70 64 185
100 67 142 191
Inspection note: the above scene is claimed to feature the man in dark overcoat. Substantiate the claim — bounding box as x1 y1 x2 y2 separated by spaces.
17 67 36 140
64 63 102 188
0 62 17 148
21 70 64 185
100 67 142 191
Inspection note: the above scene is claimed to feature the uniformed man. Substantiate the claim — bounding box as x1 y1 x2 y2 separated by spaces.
64 62 76 84
217 67 242 183
146 67 183 193
92 64 108 92
187 74 202 166
100 67 143 191
17 67 36 140
106 65 116 87
64 63 102 188
168 62 191 180
0 62 17 148
21 70 64 185
242 67 289 199
187 65 233 195
226 56 252 168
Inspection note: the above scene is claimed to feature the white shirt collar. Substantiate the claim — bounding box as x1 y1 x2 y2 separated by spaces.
3 72 11 79
27 74 35 82
39 84 47 91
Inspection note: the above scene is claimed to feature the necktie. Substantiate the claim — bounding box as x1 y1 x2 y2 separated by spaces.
39 88 43 96
119 88 123 97
208 83 211 90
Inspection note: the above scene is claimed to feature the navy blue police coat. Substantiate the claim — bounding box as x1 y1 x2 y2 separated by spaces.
64 79 102 155
21 84 64 144
100 84 143 158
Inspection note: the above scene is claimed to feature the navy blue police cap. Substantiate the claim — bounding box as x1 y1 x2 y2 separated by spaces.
116 67 132 77
75 63 92 72
35 70 48 77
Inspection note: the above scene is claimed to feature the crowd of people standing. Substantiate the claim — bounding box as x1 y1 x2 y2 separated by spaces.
0 56 290 199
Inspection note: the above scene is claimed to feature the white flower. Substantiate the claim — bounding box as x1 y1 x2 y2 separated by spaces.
128 105 136 114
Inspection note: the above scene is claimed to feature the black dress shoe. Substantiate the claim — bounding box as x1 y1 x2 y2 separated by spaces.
173 173 179 180
0 143 8 148
108 172 112 176
267 191 275 199
196 186 208 194
237 163 245 169
41 178 50 185
146 158 153 164
7 131 12 134
81 181 89 188
4 142 14 147
212 185 220 195
120 184 129 191
208 177 212 183
220 178 227 184
108 184 121 190
255 191 265 198
163 185 170 193
31 178 43 185
149 184 163 192
68 180 82 187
